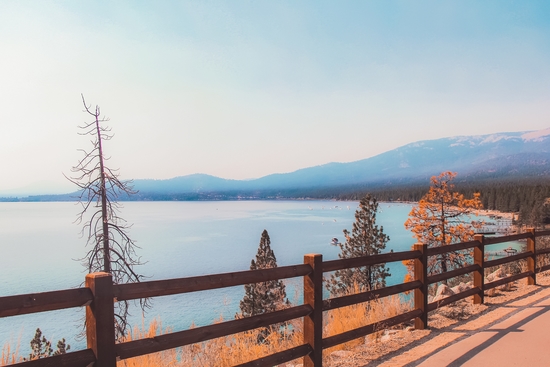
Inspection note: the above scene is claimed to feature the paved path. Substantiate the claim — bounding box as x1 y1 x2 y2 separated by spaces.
378 284 550 366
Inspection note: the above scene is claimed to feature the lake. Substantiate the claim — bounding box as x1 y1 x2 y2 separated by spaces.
0 200 518 353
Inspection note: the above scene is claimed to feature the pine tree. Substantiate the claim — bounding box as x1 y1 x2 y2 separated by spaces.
239 230 288 318
24 328 70 360
327 194 390 296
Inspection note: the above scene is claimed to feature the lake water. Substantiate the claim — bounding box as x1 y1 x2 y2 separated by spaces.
0 201 519 353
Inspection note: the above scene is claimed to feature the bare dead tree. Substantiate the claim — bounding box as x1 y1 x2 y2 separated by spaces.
66 94 146 339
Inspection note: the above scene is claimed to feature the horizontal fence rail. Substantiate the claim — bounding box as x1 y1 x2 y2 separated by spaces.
322 250 421 272
2 228 550 367
322 281 422 311
425 240 479 256
116 304 313 360
0 288 93 318
484 231 532 245
114 264 312 301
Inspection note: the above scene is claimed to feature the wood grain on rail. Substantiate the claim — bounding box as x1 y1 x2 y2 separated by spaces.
0 288 93 318
114 264 312 301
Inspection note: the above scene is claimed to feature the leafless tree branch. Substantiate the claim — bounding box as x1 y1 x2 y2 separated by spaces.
66 94 148 340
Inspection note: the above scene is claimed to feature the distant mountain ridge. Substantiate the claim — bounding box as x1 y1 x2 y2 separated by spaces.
132 128 550 195
3 128 550 201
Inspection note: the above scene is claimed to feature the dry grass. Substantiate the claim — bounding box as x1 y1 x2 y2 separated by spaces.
178 317 302 366
117 318 180 367
115 315 304 367
2 293 410 366
1 342 22 366
324 290 412 357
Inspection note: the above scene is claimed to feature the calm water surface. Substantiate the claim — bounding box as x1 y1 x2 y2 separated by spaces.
0 201 516 353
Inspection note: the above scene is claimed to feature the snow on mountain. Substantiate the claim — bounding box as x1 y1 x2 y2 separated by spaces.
522 128 550 142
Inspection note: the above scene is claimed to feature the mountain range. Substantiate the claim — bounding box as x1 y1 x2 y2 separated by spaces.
4 128 550 201
130 128 550 197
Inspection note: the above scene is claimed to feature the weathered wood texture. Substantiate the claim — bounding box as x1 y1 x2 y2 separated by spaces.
413 243 428 330
473 234 485 304
527 228 536 285
0 288 93 318
426 240 479 256
535 229 550 237
484 232 531 245
323 250 420 272
114 264 312 301
303 254 323 367
86 272 116 367
426 264 480 285
323 281 421 311
537 247 550 255
484 251 532 268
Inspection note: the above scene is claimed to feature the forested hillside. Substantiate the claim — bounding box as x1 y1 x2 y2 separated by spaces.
333 177 550 227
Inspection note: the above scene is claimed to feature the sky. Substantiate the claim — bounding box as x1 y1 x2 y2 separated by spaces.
1 1 550 194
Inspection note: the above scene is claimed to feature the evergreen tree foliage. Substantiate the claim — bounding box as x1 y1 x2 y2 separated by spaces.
327 194 390 295
24 328 70 360
239 230 288 318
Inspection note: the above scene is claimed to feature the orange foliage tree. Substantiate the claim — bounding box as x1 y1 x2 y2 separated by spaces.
404 172 483 281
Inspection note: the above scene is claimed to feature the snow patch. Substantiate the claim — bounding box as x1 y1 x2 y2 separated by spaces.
453 136 476 143
480 134 509 144
521 127 550 142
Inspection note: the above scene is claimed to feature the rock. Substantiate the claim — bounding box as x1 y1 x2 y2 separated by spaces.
405 326 415 332
380 333 391 342
378 329 398 342
451 282 472 294
486 268 505 282
432 284 455 302
436 284 454 297
498 281 514 291
330 350 352 358
486 288 498 297
485 267 514 292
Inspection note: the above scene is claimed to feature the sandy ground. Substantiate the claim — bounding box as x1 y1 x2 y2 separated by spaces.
325 272 550 367
476 209 515 220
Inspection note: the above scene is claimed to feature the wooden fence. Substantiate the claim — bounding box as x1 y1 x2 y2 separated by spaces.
2 228 550 367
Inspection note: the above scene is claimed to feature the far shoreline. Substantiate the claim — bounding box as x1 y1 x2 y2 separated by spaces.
0 197 519 217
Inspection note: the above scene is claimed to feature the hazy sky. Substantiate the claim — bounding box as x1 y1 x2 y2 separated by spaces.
1 1 549 193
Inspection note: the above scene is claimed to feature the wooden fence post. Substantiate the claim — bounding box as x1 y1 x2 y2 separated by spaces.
303 254 323 367
86 272 117 367
527 227 536 285
473 234 485 304
413 243 428 330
